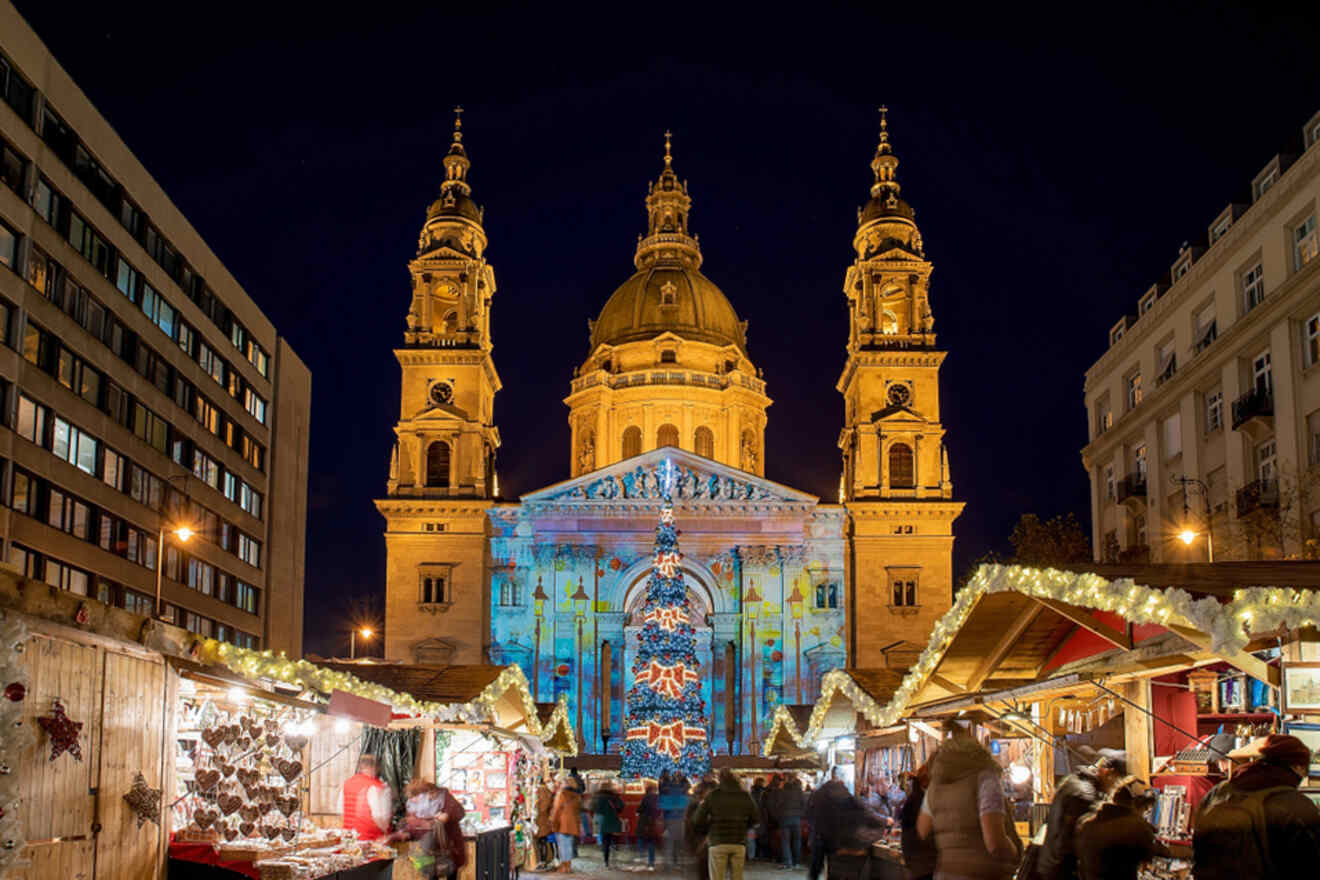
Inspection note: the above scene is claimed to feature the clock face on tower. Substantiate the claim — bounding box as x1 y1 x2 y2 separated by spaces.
887 383 911 407
429 381 454 406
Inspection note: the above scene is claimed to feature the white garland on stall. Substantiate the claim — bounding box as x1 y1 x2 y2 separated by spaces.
801 564 1320 743
0 612 30 877
539 695 578 757
760 704 806 757
196 641 544 734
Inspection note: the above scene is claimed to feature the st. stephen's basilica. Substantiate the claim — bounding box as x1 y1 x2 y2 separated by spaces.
377 111 962 757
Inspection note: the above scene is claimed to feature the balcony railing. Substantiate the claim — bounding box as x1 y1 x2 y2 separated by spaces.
1115 473 1148 503
1235 478 1280 518
1231 388 1274 429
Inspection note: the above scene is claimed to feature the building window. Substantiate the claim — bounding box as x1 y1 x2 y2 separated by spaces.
1256 438 1277 483
1173 258 1190 280
1127 372 1143 410
622 426 642 459
498 578 522 606
1110 323 1125 346
1206 389 1224 432
1104 465 1115 502
1255 169 1278 200
1307 410 1320 466
426 441 450 487
1297 215 1319 271
1252 350 1272 394
1162 414 1181 459
0 219 15 269
420 566 452 604
888 443 915 489
660 350 676 364
1306 313 1320 368
1133 515 1147 548
656 423 679 449
1194 306 1217 354
814 582 839 609
1139 291 1156 315
1095 400 1112 436
1211 215 1231 242
1242 262 1265 312
1156 341 1177 384
1134 443 1148 479
889 574 918 607
694 426 714 458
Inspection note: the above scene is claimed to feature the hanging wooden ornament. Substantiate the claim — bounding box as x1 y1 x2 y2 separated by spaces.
122 771 162 828
37 699 83 762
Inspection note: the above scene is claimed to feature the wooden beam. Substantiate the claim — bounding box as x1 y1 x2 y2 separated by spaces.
966 603 1045 691
1032 597 1133 650
1165 623 1280 688
929 673 967 694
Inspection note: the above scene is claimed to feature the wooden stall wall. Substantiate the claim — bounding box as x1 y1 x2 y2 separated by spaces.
11 624 171 880
308 719 364 827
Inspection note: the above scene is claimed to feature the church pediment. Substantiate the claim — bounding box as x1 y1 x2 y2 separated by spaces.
521 448 817 507
869 403 927 423
412 401 471 421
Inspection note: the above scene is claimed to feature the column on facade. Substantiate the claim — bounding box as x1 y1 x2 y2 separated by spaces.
597 611 627 752
1143 421 1162 559
1089 464 1104 559
681 402 694 453
643 404 656 453
914 434 924 499
711 612 740 754
595 399 609 472
1269 321 1304 556
1221 360 1247 547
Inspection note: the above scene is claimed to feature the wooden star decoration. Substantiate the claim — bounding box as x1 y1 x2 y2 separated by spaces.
37 699 84 762
122 771 162 828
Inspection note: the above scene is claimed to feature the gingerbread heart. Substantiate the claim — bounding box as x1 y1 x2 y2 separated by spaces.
223 825 240 842
224 724 241 744
194 769 221 792
283 734 309 753
238 736 252 751
265 733 281 749
280 827 296 842
201 727 226 749
276 759 303 783
219 763 237 779
194 808 219 830
239 821 256 838
264 718 279 734
237 767 259 787
259 800 276 815
239 803 261 822
262 824 282 841
277 795 299 817
218 793 243 816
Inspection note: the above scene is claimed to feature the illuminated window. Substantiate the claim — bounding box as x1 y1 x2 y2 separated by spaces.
1295 215 1318 271
1242 262 1265 312
426 441 450 487
622 426 642 458
694 426 714 459
888 443 914 489
657 423 679 449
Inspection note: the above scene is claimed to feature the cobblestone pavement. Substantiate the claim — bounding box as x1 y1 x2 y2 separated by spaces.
522 845 807 880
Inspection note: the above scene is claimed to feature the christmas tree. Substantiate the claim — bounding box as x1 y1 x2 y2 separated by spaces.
621 463 711 779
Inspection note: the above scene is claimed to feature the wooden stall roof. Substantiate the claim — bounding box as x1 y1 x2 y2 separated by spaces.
789 563 1320 737
761 703 816 756
536 697 579 756
316 661 508 703
795 667 910 749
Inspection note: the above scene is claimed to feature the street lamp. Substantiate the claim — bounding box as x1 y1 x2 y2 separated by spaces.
350 627 373 659
532 576 550 700
1171 474 1215 563
154 522 195 619
570 578 591 750
787 584 805 703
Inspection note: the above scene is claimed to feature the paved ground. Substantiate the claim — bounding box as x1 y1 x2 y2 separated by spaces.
523 845 807 880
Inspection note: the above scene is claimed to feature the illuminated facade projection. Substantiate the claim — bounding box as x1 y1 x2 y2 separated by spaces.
379 114 962 757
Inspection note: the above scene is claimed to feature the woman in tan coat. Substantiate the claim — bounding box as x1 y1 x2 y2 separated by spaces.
536 779 557 868
549 778 585 873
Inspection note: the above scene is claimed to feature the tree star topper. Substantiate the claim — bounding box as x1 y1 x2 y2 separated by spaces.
38 698 84 762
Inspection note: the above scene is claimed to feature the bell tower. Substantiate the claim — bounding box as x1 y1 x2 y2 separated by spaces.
378 109 501 665
837 109 963 667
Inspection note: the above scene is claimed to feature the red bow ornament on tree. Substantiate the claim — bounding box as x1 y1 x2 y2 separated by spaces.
643 607 690 632
634 661 700 699
654 551 682 578
626 720 707 759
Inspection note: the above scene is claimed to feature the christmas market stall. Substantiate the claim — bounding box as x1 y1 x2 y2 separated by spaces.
310 660 561 880
855 561 1320 880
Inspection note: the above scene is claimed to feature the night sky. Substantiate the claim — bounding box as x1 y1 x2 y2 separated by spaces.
15 2 1320 657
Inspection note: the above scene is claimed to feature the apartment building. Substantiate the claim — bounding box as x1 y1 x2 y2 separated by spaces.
0 2 311 654
1082 108 1320 564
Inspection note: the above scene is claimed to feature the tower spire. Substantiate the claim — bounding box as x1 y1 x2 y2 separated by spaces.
441 105 471 196
663 129 673 169
870 104 900 201
636 130 702 270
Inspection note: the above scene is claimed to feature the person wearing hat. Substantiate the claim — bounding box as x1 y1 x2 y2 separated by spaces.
1193 733 1320 878
1075 777 1170 880
1037 748 1126 880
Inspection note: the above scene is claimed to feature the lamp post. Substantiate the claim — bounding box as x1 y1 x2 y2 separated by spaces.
154 522 195 619
1172 474 1215 562
532 576 550 701
350 627 373 659
571 578 591 751
743 583 762 748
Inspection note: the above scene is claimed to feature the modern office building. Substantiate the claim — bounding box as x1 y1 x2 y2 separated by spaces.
1081 108 1320 564
0 2 311 654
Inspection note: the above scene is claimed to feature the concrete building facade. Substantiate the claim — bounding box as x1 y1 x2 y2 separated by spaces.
379 114 962 756
0 2 312 655
1082 108 1320 564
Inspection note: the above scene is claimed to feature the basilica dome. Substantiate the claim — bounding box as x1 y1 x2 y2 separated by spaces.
590 265 747 352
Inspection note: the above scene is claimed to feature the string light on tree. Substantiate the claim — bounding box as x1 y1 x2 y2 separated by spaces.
622 460 711 779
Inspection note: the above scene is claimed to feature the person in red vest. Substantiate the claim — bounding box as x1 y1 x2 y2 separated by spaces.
338 754 394 840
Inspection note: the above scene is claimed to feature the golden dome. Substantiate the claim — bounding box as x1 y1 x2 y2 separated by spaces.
589 134 749 354
590 264 747 352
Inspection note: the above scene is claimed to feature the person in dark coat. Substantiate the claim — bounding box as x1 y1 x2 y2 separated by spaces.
660 772 692 870
694 771 760 880
1075 778 1169 880
899 762 937 880
1193 733 1320 880
773 776 807 868
1038 749 1124 880
637 780 662 869
685 779 718 880
591 782 626 867
805 773 848 880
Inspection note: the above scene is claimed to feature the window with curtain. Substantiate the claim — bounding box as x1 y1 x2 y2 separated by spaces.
888 443 914 488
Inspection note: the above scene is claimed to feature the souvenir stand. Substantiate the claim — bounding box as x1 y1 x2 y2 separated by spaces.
311 660 563 880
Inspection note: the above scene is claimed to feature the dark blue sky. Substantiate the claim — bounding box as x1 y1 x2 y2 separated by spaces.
16 1 1320 657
